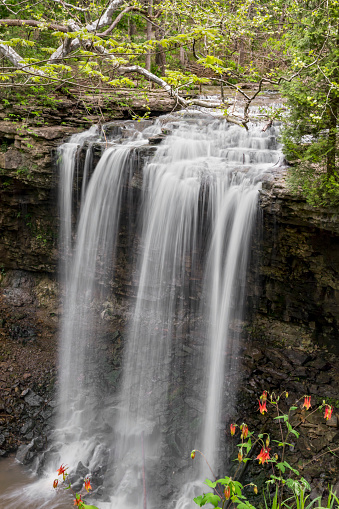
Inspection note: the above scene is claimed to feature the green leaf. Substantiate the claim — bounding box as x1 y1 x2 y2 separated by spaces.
194 495 207 507
196 493 221 508
274 414 288 421
276 462 286 473
204 479 217 488
283 461 299 475
216 477 230 485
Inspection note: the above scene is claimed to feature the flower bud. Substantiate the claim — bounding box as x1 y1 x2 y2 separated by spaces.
265 436 270 448
238 451 243 462
253 485 258 495
274 453 278 460
285 392 288 398
240 423 248 439
53 479 58 489
230 423 236 436
191 450 196 459
224 486 231 500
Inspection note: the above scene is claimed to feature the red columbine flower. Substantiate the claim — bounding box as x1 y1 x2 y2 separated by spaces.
257 447 271 465
302 396 311 410
57 464 67 476
324 405 333 420
240 424 248 439
258 399 267 414
84 477 92 492
230 423 236 436
74 495 83 506
53 479 58 489
224 486 231 500
261 391 268 402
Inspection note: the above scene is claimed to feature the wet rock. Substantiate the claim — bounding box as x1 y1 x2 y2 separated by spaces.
20 419 34 434
184 397 204 413
24 390 43 407
76 461 89 478
34 436 46 451
148 134 166 145
16 440 35 464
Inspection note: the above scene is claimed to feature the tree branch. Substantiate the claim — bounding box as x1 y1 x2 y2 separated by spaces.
85 0 127 32
0 43 45 75
51 0 88 12
0 18 68 32
99 6 146 36
48 0 126 63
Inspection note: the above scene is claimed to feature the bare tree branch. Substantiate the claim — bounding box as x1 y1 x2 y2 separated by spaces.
86 0 127 32
99 6 145 36
48 0 126 63
0 43 45 75
51 0 88 12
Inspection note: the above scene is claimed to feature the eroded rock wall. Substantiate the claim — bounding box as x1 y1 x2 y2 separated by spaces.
232 168 339 497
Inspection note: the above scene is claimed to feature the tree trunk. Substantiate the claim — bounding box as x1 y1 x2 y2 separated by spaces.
145 0 153 71
327 23 339 176
327 99 337 176
155 27 166 75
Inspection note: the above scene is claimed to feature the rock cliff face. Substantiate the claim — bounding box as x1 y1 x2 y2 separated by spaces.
0 118 339 496
0 122 82 273
258 167 339 351
234 169 339 497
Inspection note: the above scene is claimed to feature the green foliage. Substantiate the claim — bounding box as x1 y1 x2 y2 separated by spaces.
287 163 339 207
279 0 339 204
192 392 337 509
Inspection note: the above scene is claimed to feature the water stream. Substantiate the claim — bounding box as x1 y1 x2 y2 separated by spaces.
1 112 282 509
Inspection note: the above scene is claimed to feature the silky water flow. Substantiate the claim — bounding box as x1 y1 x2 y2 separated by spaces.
1 113 282 509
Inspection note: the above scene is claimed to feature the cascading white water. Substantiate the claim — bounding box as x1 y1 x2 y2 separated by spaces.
2 113 282 509
200 126 277 472
58 126 98 280
105 116 282 509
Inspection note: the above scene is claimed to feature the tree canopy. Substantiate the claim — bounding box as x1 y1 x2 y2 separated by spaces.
0 0 338 203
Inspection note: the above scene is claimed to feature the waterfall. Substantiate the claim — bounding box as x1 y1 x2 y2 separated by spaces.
56 135 150 470
106 117 281 509
2 113 281 509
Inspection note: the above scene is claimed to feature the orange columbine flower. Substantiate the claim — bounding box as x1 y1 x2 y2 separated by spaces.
258 399 267 414
230 423 236 436
53 479 58 489
324 405 333 420
261 391 268 402
57 464 67 476
240 424 248 439
74 495 83 506
84 477 92 492
224 486 231 500
302 396 311 410
257 447 271 465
